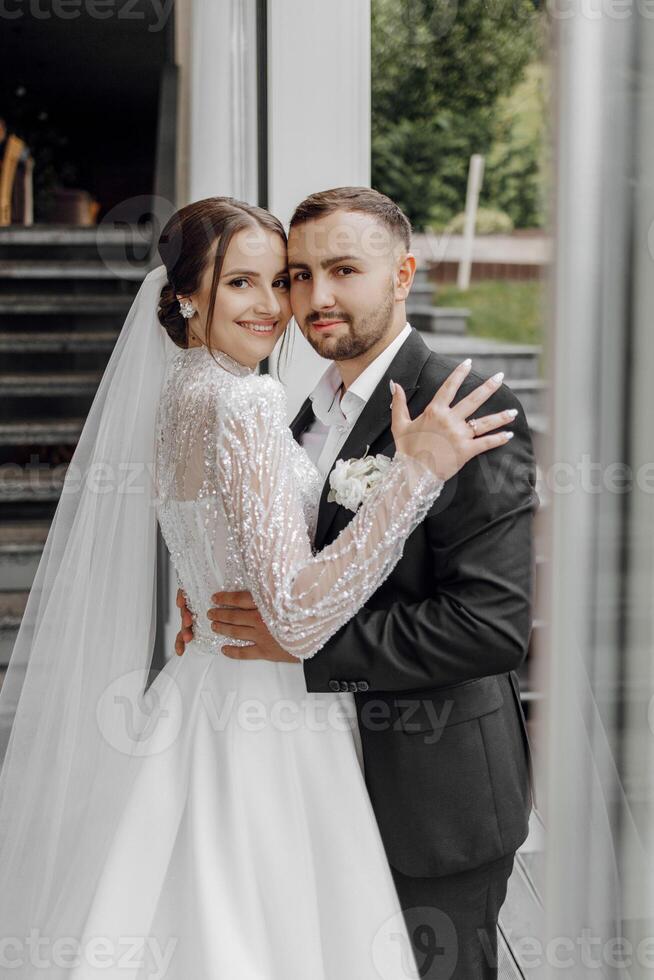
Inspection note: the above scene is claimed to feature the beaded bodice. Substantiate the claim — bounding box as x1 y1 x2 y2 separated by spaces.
155 346 320 650
154 345 444 659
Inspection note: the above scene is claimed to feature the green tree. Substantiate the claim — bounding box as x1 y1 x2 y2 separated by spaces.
484 61 551 229
371 0 543 229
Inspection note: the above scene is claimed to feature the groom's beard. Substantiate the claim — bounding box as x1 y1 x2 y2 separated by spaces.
301 284 395 362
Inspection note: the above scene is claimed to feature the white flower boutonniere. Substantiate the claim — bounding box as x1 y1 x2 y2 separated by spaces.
327 447 393 512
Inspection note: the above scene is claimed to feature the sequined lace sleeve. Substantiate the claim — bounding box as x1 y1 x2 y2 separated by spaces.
216 376 445 660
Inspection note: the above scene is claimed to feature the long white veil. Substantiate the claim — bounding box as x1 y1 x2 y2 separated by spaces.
0 264 177 970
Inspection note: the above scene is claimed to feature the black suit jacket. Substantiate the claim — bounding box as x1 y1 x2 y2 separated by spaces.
290 328 538 878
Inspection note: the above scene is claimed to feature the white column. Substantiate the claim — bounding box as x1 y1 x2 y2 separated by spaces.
165 0 260 660
175 0 259 206
622 9 654 962
541 5 642 970
266 0 371 419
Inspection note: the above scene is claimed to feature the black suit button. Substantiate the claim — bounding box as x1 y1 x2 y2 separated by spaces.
339 681 349 692
357 681 370 692
347 681 358 693
329 680 340 693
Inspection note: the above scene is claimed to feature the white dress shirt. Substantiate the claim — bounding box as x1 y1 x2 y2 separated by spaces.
299 322 413 482
297 322 413 771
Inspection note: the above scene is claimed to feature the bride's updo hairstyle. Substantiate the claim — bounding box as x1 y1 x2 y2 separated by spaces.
157 197 289 353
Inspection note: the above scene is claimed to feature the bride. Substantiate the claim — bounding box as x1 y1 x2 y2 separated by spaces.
0 197 515 979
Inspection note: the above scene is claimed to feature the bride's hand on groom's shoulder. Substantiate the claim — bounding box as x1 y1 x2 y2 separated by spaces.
391 358 517 483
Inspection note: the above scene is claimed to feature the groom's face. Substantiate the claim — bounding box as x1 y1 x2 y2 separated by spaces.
287 210 404 361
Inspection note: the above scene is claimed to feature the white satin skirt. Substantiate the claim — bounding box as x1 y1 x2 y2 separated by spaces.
68 639 418 980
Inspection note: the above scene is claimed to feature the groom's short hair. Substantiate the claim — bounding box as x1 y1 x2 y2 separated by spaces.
289 187 412 251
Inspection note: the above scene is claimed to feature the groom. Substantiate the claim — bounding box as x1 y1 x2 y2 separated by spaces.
176 187 538 979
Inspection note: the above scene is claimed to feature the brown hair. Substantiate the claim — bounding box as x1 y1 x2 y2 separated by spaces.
157 197 289 357
289 186 412 251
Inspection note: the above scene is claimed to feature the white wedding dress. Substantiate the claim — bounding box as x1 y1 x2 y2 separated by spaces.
69 344 444 980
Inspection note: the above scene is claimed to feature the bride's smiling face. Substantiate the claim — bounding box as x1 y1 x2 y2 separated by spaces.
185 226 291 369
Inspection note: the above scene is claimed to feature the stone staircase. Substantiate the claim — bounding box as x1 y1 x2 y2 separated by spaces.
408 266 471 335
418 332 548 441
409 265 547 437
0 225 152 668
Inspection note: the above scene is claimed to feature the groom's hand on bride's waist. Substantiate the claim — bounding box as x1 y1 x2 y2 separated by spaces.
173 587 298 662
209 591 300 662
175 588 194 656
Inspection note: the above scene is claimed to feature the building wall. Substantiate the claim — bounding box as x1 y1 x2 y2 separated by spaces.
174 0 259 208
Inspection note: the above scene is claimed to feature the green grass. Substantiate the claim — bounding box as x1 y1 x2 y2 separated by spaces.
435 280 545 345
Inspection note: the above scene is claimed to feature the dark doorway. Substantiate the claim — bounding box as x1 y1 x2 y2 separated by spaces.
1 1 174 223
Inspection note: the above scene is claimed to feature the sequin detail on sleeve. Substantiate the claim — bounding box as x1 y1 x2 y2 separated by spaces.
215 373 445 660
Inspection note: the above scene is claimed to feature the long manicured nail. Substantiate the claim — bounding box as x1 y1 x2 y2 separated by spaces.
491 371 504 384
389 379 396 395
462 358 472 369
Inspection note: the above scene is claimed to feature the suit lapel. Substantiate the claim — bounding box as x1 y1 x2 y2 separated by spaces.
313 329 433 550
290 395 315 444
